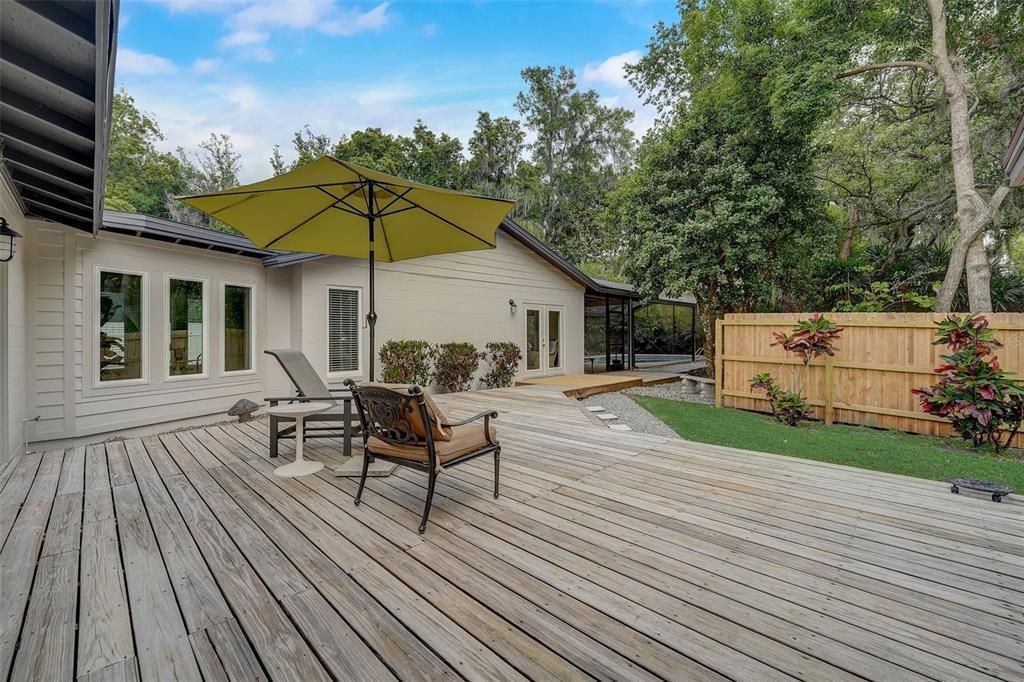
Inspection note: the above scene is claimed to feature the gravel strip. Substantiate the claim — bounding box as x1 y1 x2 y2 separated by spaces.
580 392 679 438
626 381 715 405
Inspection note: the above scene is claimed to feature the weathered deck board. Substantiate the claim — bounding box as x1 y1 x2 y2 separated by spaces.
2 385 1022 681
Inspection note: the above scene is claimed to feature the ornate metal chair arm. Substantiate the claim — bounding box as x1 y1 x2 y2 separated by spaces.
445 410 499 445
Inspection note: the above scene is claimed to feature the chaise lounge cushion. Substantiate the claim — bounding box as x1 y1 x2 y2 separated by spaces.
367 422 496 466
363 383 453 441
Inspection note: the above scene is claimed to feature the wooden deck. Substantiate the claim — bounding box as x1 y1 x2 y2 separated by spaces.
517 371 682 398
2 386 1023 681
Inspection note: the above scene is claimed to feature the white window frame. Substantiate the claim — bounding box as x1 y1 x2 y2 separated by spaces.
325 285 362 379
165 274 210 382
94 266 149 388
220 281 257 377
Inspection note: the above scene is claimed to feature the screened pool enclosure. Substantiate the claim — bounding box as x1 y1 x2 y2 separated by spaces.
583 280 697 373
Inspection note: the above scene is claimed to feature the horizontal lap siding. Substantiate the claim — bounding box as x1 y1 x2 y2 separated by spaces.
29 226 68 440
300 231 586 385
28 226 272 443
1 182 29 467
718 312 1024 446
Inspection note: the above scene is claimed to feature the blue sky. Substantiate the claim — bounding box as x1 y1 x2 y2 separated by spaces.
116 0 676 181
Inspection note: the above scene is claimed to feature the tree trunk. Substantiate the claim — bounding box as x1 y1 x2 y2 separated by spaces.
927 0 991 312
934 185 1010 311
839 207 858 260
699 302 717 380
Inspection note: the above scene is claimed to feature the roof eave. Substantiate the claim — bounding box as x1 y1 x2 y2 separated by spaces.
92 0 118 234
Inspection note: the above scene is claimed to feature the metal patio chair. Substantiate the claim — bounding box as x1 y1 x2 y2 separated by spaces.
344 380 500 533
264 349 358 458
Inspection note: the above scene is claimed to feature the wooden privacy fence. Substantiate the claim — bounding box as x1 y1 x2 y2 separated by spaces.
715 312 1024 447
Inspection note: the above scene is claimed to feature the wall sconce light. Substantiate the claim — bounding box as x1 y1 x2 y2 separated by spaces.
0 217 21 263
509 298 517 315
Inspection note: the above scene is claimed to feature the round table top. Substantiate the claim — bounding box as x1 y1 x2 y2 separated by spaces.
267 401 333 417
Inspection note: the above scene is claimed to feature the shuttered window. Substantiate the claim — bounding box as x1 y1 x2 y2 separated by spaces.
328 287 360 373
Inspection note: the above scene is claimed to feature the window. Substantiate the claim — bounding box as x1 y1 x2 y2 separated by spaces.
223 284 253 373
98 270 144 382
168 278 206 377
327 287 360 374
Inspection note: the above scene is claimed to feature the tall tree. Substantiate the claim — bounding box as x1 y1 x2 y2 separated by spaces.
515 66 635 262
270 125 334 176
614 0 844 375
400 121 466 189
167 133 242 233
467 112 525 191
834 0 1023 311
104 90 183 217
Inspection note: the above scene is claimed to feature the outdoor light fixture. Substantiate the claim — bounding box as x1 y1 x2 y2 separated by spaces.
509 298 517 315
0 217 21 263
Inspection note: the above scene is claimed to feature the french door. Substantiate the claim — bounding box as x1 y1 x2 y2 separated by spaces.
523 304 564 376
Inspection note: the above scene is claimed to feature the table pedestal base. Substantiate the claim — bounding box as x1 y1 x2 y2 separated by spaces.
274 460 324 478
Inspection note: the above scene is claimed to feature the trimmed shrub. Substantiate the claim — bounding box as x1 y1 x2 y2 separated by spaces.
481 341 523 388
913 315 1023 450
378 340 434 386
432 342 484 393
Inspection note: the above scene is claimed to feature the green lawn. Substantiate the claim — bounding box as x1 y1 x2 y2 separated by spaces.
631 396 1024 491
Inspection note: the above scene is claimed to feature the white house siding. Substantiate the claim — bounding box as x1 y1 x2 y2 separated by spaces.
26 226 271 444
296 230 585 390
1 180 29 467
21 222 584 446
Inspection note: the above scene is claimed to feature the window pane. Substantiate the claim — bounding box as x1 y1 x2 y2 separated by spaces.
328 288 359 373
99 271 143 382
548 309 561 368
169 279 204 376
224 285 252 372
525 309 540 370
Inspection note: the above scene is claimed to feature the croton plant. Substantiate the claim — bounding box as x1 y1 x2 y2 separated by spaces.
912 315 1024 450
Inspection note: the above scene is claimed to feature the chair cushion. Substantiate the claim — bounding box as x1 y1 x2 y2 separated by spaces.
367 423 497 467
362 383 452 441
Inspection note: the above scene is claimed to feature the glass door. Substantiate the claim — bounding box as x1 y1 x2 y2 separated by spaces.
525 307 542 373
524 305 563 375
547 308 562 370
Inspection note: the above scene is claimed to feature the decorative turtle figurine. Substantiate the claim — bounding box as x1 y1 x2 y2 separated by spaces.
228 398 260 423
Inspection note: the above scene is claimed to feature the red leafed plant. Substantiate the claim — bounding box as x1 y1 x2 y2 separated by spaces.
771 314 843 365
750 314 842 427
912 315 1023 450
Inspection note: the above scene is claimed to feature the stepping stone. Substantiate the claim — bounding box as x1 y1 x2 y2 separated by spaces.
586 406 606 412
608 424 632 431
334 455 397 477
596 413 618 421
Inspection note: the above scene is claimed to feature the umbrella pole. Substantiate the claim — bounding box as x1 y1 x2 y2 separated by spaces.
367 212 377 382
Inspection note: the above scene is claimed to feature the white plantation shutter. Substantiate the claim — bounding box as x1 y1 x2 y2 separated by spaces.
328 288 360 373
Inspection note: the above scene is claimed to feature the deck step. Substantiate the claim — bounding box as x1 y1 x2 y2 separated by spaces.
596 413 618 421
586 406 606 413
608 424 633 431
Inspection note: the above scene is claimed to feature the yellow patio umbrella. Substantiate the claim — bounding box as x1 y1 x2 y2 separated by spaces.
178 156 515 380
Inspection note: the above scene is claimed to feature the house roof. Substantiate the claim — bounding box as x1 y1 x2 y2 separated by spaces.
98 210 696 305
0 0 119 234
102 211 281 258
1005 108 1024 188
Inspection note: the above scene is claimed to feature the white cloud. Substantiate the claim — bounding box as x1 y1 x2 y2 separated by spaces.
122 75 493 183
220 29 269 48
240 46 274 63
117 48 178 76
191 57 222 75
320 3 390 36
225 0 391 40
582 50 642 89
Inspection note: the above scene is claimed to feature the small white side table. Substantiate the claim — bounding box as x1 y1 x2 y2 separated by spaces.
268 402 331 477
